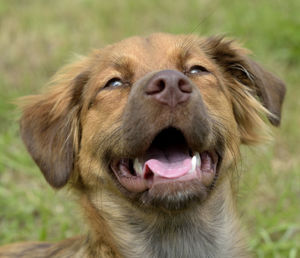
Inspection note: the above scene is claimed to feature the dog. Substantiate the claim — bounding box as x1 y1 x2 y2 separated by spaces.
0 33 285 258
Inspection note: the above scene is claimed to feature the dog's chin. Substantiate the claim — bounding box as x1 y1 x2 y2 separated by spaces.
138 179 209 211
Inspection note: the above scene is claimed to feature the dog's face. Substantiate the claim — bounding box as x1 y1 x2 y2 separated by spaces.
20 33 285 211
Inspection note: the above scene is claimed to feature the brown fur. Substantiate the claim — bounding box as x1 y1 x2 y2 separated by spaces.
0 33 285 258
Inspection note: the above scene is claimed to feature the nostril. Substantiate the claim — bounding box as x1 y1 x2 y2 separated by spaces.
178 79 192 93
146 79 166 95
157 79 165 92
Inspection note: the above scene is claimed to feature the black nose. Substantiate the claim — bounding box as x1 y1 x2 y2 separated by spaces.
145 70 192 107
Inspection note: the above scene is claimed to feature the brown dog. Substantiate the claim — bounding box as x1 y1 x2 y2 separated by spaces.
0 33 285 258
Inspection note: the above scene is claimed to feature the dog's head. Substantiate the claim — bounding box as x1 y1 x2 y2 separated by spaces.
20 33 285 211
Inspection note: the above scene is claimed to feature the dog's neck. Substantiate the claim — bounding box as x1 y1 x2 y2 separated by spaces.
84 178 250 258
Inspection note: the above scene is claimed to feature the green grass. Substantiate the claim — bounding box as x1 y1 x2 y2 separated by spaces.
0 0 299 257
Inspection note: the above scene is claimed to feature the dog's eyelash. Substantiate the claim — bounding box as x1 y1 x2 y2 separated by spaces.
103 77 131 90
104 78 124 88
185 65 210 75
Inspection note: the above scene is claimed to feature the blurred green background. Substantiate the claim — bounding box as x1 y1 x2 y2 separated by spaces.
0 0 299 257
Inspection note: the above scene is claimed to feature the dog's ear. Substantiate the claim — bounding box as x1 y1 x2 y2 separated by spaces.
202 37 286 144
203 37 286 126
19 59 90 188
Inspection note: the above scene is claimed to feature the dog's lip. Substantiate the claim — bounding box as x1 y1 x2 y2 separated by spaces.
110 159 149 192
110 150 220 193
110 127 221 193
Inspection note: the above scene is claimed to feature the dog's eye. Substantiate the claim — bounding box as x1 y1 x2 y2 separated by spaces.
188 65 209 75
104 78 124 88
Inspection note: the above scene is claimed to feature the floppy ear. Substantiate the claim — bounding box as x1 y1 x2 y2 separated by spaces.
204 37 286 126
20 59 90 188
203 37 286 144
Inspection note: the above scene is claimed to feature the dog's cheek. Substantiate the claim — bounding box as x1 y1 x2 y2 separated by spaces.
201 89 241 169
78 90 129 188
203 87 239 136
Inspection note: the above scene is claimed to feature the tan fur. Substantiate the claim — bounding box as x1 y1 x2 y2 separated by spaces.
0 33 285 258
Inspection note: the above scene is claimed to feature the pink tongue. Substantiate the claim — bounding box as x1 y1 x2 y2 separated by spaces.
143 147 192 178
144 158 192 178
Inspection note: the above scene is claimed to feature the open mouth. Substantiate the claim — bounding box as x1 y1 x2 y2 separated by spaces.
110 128 219 193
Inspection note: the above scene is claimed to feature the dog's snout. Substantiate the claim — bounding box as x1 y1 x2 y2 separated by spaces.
145 70 192 107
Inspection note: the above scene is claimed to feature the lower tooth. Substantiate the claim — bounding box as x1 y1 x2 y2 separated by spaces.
188 155 197 174
195 152 201 168
133 158 143 176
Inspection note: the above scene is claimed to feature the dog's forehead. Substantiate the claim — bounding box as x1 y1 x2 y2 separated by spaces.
99 33 209 67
